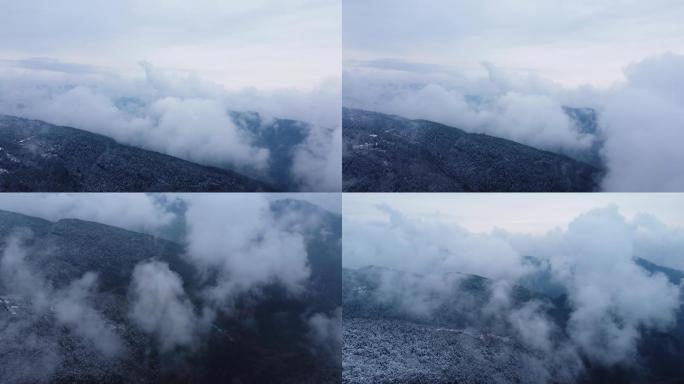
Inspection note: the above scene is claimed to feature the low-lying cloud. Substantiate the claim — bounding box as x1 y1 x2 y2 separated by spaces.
0 193 341 381
308 307 342 362
344 63 596 157
128 260 212 352
600 53 684 191
53 272 123 358
345 51 684 191
538 206 680 365
0 233 124 362
0 61 341 191
343 204 529 281
183 194 311 305
292 124 342 192
0 193 175 234
344 203 684 371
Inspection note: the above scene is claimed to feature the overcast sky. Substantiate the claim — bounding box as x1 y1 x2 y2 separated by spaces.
0 0 340 91
344 0 684 87
344 193 684 234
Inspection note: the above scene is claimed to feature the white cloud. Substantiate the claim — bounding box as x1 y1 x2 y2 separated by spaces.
344 1 684 191
146 96 270 170
292 124 342 192
343 65 595 155
0 193 174 233
600 53 684 191
128 261 211 352
508 301 555 352
345 198 684 367
0 61 341 191
346 52 684 191
343 204 529 281
342 193 684 234
1 234 124 359
632 213 684 270
183 194 311 305
0 193 342 380
0 193 340 234
545 206 680 365
53 272 123 358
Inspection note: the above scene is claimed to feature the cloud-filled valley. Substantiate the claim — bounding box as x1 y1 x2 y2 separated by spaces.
343 197 684 382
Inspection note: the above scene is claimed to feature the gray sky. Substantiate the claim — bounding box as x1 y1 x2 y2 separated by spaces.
0 0 340 91
344 193 684 234
344 0 684 87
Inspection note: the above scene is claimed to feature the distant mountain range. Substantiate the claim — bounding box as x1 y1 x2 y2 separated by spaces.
343 264 684 384
0 203 341 383
343 108 602 192
0 113 312 192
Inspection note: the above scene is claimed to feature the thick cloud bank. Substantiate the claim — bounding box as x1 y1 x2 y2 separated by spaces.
600 53 684 191
344 204 528 280
344 63 596 157
0 62 341 191
532 207 680 365
344 203 684 369
345 51 684 191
